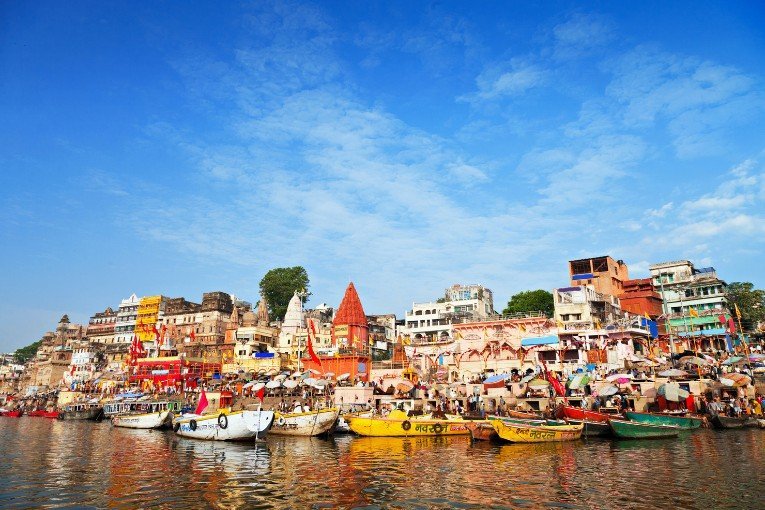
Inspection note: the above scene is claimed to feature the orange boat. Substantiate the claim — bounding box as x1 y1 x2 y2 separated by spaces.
465 421 498 441
555 404 614 423
28 409 61 418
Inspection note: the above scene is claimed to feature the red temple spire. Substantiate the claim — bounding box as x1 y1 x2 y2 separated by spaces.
333 282 367 326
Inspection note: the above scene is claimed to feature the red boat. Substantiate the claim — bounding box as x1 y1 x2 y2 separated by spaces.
27 409 61 418
555 404 614 423
0 409 23 417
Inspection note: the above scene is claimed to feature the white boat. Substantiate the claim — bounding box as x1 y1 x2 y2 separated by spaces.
112 409 171 429
270 408 340 437
173 408 274 441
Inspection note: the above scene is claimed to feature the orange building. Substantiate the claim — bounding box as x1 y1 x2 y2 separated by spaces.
568 256 629 297
332 282 369 352
619 278 664 318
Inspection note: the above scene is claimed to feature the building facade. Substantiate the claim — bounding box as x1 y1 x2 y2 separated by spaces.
114 293 140 344
86 307 117 344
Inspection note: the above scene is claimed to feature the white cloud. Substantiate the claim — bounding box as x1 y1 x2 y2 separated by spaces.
463 60 547 102
552 13 615 60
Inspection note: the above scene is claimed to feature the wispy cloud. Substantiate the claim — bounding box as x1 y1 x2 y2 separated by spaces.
552 13 615 60
462 59 547 102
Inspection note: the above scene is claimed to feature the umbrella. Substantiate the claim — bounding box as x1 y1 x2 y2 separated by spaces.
324 372 335 378
313 379 328 389
308 368 321 375
678 356 710 366
266 368 279 376
283 379 298 389
567 374 590 389
274 374 288 381
657 382 689 402
519 374 535 384
599 385 619 396
722 356 744 366
251 382 265 392
291 370 303 378
337 373 350 381
719 373 750 387
606 373 633 382
749 353 765 361
265 380 281 389
242 381 257 389
658 369 688 378
527 378 550 389
303 377 317 386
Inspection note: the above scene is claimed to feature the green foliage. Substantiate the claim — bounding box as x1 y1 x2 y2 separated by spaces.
13 340 42 363
727 282 765 332
502 289 554 318
259 266 311 321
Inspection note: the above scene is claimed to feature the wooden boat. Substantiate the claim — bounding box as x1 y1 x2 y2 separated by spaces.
112 410 172 429
490 419 583 443
27 409 60 418
58 404 104 421
270 408 339 437
346 410 471 437
465 421 498 441
0 409 23 417
710 415 748 429
555 405 613 423
564 419 612 437
609 419 679 439
173 408 274 441
624 411 703 430
506 409 544 420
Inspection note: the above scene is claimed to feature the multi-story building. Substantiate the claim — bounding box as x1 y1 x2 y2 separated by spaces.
403 284 495 343
114 293 140 344
619 279 664 318
86 307 117 344
198 291 234 346
367 314 397 359
159 297 202 349
650 260 731 352
568 256 629 298
67 339 103 384
135 295 167 343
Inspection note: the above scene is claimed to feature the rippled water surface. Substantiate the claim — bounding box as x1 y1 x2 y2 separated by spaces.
1 418 763 509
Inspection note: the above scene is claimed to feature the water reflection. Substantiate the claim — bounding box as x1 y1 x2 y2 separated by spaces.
0 420 763 509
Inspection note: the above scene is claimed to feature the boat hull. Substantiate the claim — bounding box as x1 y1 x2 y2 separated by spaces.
0 410 23 417
270 408 339 437
556 405 612 423
173 410 274 441
58 407 104 421
711 415 748 429
609 419 679 439
347 416 471 437
564 419 612 437
27 410 60 418
465 421 498 441
112 410 171 429
491 419 583 443
624 411 702 430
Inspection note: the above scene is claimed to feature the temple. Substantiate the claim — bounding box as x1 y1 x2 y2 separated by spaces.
332 282 368 353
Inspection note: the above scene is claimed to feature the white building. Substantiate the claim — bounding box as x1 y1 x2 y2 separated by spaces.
403 284 495 342
113 293 139 344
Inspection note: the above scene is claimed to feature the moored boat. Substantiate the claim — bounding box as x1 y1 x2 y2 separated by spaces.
0 409 23 417
505 409 544 420
270 408 339 437
609 419 679 439
490 419 583 443
465 421 498 441
347 410 471 437
564 419 612 437
710 415 748 429
624 411 702 430
173 408 274 441
27 409 60 418
58 403 104 421
112 410 171 429
555 405 613 423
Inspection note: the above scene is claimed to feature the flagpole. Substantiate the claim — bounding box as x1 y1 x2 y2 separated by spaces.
734 305 751 357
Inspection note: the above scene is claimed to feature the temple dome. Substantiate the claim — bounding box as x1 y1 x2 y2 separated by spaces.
282 291 305 334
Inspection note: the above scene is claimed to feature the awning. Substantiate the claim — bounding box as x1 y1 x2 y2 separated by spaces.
678 327 727 337
521 335 560 347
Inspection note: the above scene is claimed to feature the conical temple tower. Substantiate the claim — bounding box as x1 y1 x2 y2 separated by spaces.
257 295 269 326
282 291 305 335
332 282 368 352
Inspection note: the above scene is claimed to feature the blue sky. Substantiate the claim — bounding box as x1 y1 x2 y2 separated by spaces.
2 1 764 351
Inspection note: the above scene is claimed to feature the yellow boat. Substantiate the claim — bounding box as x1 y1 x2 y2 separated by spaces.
491 419 583 443
346 410 471 437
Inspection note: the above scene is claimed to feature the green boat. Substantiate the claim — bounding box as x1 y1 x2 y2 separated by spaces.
609 419 680 439
624 411 703 430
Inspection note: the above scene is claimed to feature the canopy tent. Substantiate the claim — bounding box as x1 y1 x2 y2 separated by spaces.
520 335 559 347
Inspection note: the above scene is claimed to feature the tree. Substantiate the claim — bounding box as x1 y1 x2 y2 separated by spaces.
502 289 554 318
259 266 311 321
13 340 42 364
726 282 765 332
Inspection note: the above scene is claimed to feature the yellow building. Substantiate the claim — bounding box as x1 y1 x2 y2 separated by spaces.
135 295 165 342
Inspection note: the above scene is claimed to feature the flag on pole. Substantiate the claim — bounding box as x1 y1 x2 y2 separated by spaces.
519 324 527 333
255 385 265 402
734 303 742 319
689 307 699 318
307 320 322 366
644 312 651 320
195 389 209 415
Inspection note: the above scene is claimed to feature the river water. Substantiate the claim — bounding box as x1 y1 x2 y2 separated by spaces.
0 418 762 509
